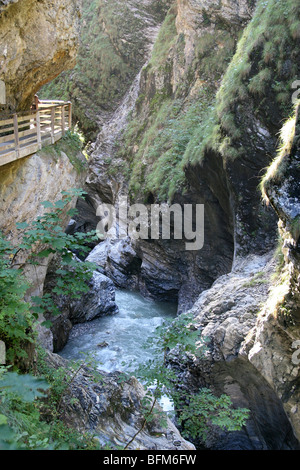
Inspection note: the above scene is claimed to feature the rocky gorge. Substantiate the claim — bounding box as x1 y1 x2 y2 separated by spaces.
0 0 300 452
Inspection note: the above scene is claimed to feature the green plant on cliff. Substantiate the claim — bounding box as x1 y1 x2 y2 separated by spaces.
41 128 88 174
148 6 177 68
0 189 98 367
123 312 249 448
0 236 34 367
0 367 51 450
14 188 98 319
127 87 215 202
260 110 297 201
192 0 300 163
0 191 103 450
122 5 237 203
0 357 101 450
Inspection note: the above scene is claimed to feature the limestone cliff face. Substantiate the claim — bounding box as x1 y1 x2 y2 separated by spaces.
0 0 81 112
175 0 254 82
171 110 300 449
246 107 300 442
39 0 172 139
0 144 87 297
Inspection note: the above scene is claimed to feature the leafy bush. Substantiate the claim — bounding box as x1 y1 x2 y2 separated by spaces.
0 236 35 366
0 367 51 450
0 188 98 366
0 360 101 450
15 188 98 319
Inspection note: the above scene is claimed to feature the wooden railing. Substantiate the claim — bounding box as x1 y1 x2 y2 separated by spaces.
0 100 72 167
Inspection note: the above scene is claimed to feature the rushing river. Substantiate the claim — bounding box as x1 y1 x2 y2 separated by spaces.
60 289 177 374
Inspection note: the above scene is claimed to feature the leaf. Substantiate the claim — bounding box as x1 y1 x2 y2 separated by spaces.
41 201 54 208
0 415 7 426
41 320 53 329
54 200 67 209
51 239 66 250
0 424 18 450
37 249 55 258
0 372 49 402
16 222 29 230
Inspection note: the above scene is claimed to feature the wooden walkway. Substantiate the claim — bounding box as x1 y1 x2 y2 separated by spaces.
0 100 72 167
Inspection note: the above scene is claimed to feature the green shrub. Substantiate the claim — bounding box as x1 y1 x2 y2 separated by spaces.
0 236 35 366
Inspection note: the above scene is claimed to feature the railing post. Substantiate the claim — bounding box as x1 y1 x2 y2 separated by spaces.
13 114 20 158
61 105 65 137
51 107 55 144
36 111 42 150
68 102 72 130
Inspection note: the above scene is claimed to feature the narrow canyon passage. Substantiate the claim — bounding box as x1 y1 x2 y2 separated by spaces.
60 288 177 374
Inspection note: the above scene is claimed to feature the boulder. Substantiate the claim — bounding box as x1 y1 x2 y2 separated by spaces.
41 257 119 353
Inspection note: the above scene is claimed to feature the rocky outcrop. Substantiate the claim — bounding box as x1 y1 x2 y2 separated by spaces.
86 238 142 290
168 109 300 449
44 350 195 450
175 0 255 78
168 252 300 449
245 107 300 443
0 0 81 113
70 271 119 323
42 256 119 353
86 229 231 312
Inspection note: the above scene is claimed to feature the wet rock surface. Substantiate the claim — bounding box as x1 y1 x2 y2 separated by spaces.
253 107 300 441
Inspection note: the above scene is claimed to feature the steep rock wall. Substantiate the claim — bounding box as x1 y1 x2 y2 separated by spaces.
245 107 300 442
39 0 172 140
169 109 300 449
0 0 81 113
0 142 87 296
